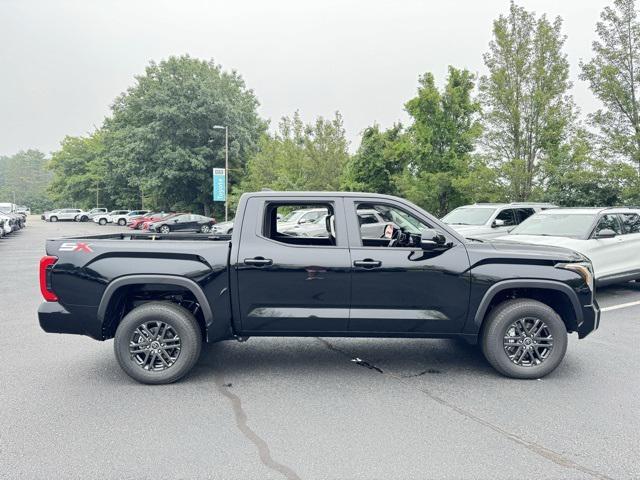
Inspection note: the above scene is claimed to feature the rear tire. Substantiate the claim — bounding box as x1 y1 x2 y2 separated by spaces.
481 299 567 379
200 225 210 233
118 218 126 226
114 302 202 385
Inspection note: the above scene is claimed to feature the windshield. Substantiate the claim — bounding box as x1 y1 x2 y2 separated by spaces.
510 213 595 238
442 207 496 226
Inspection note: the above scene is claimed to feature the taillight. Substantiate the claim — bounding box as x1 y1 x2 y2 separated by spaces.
39 255 58 301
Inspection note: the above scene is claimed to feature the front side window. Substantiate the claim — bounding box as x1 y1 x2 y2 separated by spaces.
355 202 429 247
495 209 516 226
595 214 622 235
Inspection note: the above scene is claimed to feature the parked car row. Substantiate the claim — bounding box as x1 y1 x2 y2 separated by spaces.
0 203 27 237
91 210 217 233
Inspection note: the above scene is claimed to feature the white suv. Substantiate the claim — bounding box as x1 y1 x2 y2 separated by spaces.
94 210 130 226
442 202 556 239
45 208 84 222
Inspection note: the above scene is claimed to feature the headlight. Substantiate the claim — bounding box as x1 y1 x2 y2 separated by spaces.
556 262 594 292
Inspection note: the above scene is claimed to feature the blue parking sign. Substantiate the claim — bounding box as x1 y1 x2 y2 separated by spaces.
213 168 226 201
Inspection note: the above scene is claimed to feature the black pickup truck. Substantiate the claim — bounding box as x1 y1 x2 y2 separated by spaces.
38 191 600 384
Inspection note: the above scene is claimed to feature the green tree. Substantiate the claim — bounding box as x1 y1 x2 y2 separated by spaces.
480 2 574 201
580 0 640 182
541 128 634 206
397 67 484 216
234 111 350 202
48 132 107 208
0 149 53 212
103 55 266 215
341 124 407 194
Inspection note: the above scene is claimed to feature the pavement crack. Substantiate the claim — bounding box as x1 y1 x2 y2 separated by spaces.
317 338 613 480
214 374 302 480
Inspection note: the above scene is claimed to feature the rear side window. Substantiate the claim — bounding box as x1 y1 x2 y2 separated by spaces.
620 213 640 234
514 208 535 224
263 203 333 246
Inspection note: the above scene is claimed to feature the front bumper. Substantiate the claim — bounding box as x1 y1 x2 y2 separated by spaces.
578 299 600 338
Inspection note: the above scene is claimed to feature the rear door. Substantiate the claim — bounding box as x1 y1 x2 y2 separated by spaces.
614 212 640 278
235 196 351 333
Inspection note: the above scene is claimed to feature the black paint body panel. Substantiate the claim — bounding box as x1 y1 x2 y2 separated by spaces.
38 192 600 343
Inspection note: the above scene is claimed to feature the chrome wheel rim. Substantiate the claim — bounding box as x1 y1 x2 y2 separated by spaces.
129 321 181 371
503 317 553 367
201 225 210 233
160 226 170 233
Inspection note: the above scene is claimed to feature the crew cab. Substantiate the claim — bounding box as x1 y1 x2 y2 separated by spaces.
38 192 600 384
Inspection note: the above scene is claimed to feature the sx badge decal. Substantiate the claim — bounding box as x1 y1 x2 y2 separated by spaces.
59 242 93 253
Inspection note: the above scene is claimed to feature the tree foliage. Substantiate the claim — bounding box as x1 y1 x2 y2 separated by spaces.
234 112 349 202
480 2 574 201
580 0 640 182
341 124 407 195
398 67 486 216
0 149 53 212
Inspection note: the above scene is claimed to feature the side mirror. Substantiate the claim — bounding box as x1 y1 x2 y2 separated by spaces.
298 219 308 224
420 228 446 248
492 219 506 228
595 228 617 239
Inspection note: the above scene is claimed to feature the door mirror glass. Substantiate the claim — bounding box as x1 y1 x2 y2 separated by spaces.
298 218 307 224
595 228 617 239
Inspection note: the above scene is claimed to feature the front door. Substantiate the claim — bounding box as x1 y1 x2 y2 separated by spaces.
345 199 471 334
235 197 351 333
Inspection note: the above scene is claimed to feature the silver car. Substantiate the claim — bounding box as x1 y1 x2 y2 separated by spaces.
442 202 555 239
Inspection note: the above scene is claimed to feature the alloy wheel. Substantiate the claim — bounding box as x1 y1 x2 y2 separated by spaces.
129 321 181 371
503 317 554 367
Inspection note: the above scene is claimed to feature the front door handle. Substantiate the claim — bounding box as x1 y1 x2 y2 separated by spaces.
353 259 382 268
244 257 273 266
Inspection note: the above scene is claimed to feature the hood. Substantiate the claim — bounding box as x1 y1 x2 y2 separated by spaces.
466 238 586 264
493 234 584 249
447 224 493 236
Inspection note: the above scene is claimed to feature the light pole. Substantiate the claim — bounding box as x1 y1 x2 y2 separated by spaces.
213 125 229 221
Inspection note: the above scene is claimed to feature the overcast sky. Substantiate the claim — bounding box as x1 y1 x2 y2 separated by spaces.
0 0 610 157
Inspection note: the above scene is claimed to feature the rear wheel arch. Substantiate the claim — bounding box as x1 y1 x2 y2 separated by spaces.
98 275 213 340
474 280 582 334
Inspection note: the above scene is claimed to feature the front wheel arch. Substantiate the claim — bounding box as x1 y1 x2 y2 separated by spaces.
474 281 581 334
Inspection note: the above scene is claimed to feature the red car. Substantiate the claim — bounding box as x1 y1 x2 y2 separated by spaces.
141 212 183 231
129 212 174 230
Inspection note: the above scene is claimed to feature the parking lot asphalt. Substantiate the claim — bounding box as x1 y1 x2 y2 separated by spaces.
1 218 639 480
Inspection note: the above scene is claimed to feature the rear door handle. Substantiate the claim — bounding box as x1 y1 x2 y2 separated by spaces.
353 259 382 268
244 257 273 266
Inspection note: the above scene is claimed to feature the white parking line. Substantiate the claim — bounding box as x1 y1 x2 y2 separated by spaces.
601 300 640 312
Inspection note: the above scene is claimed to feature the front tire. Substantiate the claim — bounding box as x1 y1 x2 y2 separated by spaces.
50 216 58 222
99 218 107 225
81 215 88 222
118 218 126 226
200 225 210 233
114 302 202 384
481 299 567 379
159 225 171 234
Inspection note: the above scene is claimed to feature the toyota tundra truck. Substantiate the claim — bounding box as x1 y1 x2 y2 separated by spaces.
38 191 600 384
